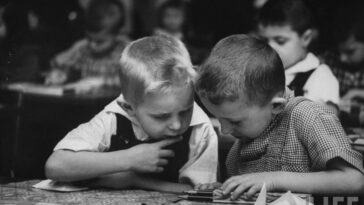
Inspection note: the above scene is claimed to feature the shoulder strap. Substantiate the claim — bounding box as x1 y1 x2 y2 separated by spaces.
110 113 193 183
109 114 140 152
288 69 315 96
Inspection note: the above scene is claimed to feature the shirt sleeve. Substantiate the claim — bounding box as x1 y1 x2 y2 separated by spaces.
54 110 117 152
52 39 87 69
304 64 340 105
300 107 364 173
179 122 219 185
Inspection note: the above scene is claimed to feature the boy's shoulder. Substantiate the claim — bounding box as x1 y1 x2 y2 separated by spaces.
284 97 337 126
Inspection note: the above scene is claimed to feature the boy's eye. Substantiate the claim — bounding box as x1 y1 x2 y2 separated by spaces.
274 38 287 46
229 120 241 125
179 107 192 116
153 114 170 120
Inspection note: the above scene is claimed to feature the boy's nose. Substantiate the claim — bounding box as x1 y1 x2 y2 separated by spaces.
268 41 276 50
168 118 182 131
340 54 348 64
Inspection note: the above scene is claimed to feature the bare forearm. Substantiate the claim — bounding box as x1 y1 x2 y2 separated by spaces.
85 172 137 189
83 172 193 193
273 169 364 194
45 150 133 182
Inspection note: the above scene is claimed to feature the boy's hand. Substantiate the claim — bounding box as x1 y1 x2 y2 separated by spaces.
194 182 222 190
127 137 182 173
221 172 276 200
45 69 67 85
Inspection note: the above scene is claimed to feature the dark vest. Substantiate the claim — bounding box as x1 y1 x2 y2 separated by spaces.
288 69 315 97
109 114 192 182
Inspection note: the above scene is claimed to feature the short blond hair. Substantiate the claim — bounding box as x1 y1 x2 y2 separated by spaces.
119 35 195 106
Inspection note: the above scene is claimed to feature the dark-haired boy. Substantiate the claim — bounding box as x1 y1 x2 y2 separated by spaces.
195 34 364 199
257 0 339 111
322 12 364 127
331 13 364 100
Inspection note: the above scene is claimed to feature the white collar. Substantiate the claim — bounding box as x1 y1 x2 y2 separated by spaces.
285 53 319 75
104 94 210 141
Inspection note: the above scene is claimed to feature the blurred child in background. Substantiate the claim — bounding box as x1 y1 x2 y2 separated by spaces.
45 0 129 93
257 0 340 112
323 12 364 126
331 13 364 100
154 0 186 41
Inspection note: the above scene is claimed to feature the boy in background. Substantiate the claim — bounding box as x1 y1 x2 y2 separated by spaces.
154 0 186 41
257 0 339 111
45 0 129 93
329 13 364 100
324 12 364 127
45 35 218 193
195 34 363 199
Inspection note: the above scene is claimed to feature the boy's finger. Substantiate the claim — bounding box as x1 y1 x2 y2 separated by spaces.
213 182 223 189
194 183 202 190
222 181 238 196
159 150 175 158
221 177 234 190
244 185 260 199
155 137 182 147
197 184 209 190
157 159 168 166
230 184 249 201
155 166 164 172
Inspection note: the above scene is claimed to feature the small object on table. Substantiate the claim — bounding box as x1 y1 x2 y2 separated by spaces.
183 189 215 197
33 179 89 192
178 195 255 204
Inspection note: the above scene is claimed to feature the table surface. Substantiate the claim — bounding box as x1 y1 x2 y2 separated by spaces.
0 180 224 205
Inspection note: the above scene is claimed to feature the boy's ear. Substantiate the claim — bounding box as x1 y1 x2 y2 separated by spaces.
117 101 136 116
301 29 314 48
270 96 287 115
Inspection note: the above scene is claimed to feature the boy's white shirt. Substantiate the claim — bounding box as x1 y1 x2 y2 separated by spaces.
285 52 340 105
54 94 218 185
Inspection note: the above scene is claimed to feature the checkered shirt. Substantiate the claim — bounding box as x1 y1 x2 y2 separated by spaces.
332 67 364 96
226 94 364 177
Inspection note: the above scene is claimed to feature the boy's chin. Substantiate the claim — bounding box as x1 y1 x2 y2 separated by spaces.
150 134 182 141
232 133 257 141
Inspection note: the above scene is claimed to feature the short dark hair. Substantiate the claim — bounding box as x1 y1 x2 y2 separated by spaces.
195 34 285 107
258 0 314 35
336 12 364 44
85 0 125 34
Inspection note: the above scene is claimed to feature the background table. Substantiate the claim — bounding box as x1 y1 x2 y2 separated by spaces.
0 86 119 179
